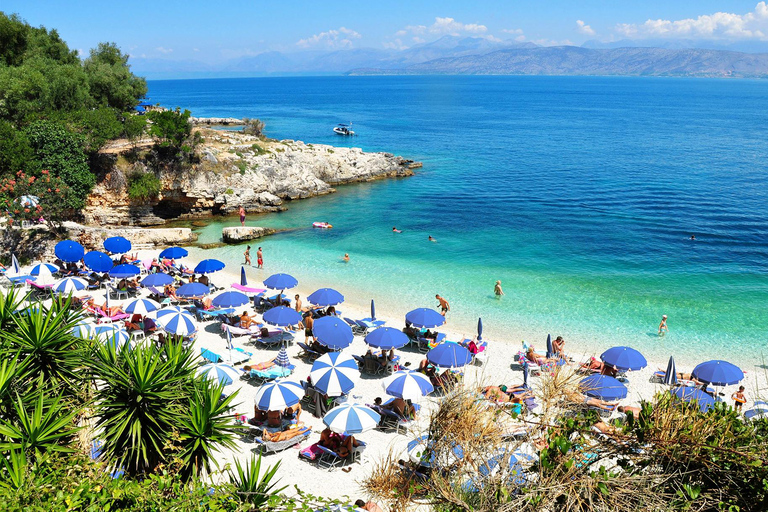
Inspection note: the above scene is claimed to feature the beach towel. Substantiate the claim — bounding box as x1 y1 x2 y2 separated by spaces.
299 442 324 461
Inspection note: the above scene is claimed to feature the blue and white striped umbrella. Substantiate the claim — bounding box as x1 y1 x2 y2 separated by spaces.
125 298 161 315
310 352 358 397
156 308 197 335
275 347 291 368
72 322 94 339
323 403 380 434
382 370 434 400
155 305 187 318
196 362 242 386
30 263 58 276
254 380 304 411
94 325 130 348
53 277 88 294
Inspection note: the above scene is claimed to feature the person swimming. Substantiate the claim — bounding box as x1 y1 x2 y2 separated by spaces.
343 253 349 262
392 227 402 233
428 235 436 242
690 235 696 240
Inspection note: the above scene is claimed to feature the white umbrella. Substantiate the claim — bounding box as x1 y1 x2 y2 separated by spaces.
196 363 242 386
125 298 161 316
382 370 434 400
53 277 88 294
310 352 359 397
323 403 380 434
254 380 305 411
155 309 196 335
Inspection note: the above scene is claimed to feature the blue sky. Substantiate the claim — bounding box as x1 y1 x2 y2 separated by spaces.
4 1 768 62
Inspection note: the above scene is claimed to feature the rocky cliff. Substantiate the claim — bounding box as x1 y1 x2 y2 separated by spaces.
84 128 420 226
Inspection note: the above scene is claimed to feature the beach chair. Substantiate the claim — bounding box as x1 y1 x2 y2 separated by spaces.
200 348 222 363
253 427 311 454
362 356 385 376
355 319 385 335
248 363 295 384
27 280 53 299
107 284 129 301
253 333 291 349
352 355 365 369
297 342 322 361
316 439 367 470
343 317 366 335
300 382 318 415
224 347 253 365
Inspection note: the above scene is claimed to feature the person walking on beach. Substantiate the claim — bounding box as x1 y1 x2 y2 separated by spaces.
732 386 746 413
294 294 302 313
244 245 251 266
436 294 450 317
303 313 315 343
658 315 669 336
494 280 504 296
256 247 263 269
239 206 246 227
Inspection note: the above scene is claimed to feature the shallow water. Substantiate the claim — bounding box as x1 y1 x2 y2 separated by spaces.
149 75 768 366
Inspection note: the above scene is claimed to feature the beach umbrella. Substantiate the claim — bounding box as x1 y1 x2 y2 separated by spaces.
275 347 291 368
663 356 678 386
95 325 130 348
72 322 94 339
176 282 210 298
692 360 744 386
53 277 88 294
156 308 197 335
405 308 445 329
254 380 304 411
323 403 380 434
125 297 161 315
54 240 85 263
522 362 529 389
307 288 345 307
263 273 298 290
310 352 358 397
240 266 247 286
427 342 473 368
10 254 20 275
212 290 249 309
103 236 131 255
159 246 188 259
745 401 768 421
382 370 434 400
371 299 376 320
84 251 113 273
196 362 241 386
155 305 186 318
478 318 483 342
313 316 354 351
407 435 464 469
669 387 715 413
364 327 409 350
579 375 628 401
30 263 58 276
262 306 302 327
194 259 225 274
140 273 174 287
109 264 140 279
545 334 553 358
600 346 648 371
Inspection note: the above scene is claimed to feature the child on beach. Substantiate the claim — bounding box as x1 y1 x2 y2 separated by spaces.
732 386 746 412
244 246 251 265
658 315 668 336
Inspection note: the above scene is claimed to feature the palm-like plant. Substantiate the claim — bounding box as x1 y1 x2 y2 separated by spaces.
91 341 196 475
0 357 27 423
0 288 28 335
228 454 286 509
176 378 241 479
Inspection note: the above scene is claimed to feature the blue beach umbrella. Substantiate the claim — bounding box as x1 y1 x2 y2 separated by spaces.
54 240 85 263
159 246 188 259
30 263 58 276
312 316 354 350
371 299 376 321
53 277 88 294
579 375 628 401
323 403 380 434
72 322 94 339
10 254 20 275
669 387 715 413
176 282 210 298
84 251 114 273
663 356 678 386
140 273 174 287
365 327 409 350
405 308 445 329
263 306 302 327
240 266 247 286
194 259 225 274
103 236 131 255
407 435 464 468
254 380 304 411
109 264 140 279
95 325 130 348
212 291 249 309
125 298 161 315
601 346 648 371
745 401 768 421
196 363 241 386
545 334 553 358
478 318 483 342
307 288 345 307
692 360 744 386
156 308 197 335
275 347 291 368
310 352 359 397
382 370 434 400
263 273 298 290
427 342 473 368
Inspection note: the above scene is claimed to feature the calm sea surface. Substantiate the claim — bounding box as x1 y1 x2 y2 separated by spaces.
147 76 768 365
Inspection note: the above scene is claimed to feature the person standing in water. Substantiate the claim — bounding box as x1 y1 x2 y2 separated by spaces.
436 294 450 317
244 245 251 265
257 247 263 269
343 253 349 262
239 206 246 227
658 315 669 336
494 280 504 296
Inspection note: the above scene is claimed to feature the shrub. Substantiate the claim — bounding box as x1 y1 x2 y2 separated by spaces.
235 160 247 174
127 171 160 202
251 143 266 155
242 118 265 137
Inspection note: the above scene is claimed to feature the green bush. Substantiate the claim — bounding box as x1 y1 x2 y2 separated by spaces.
127 171 161 202
241 118 265 137
235 160 247 174
251 143 266 155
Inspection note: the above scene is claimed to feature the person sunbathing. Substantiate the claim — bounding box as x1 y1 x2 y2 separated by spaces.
164 284 177 299
262 425 307 443
566 391 618 411
580 357 604 372
125 314 143 331
403 322 420 339
375 397 415 419
266 410 283 429
592 420 619 435
618 405 642 416
239 311 254 329
600 364 618 378
200 296 213 310
552 336 566 358
482 385 512 402
526 347 556 366
319 427 359 458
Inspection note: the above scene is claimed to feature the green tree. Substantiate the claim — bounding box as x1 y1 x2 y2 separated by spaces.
147 108 192 149
123 112 147 146
127 171 161 202
0 121 36 177
84 42 147 112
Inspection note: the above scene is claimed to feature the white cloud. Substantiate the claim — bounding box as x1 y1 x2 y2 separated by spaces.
193 48 200 52
296 27 362 49
576 20 596 36
615 2 768 40
533 38 575 47
156 46 173 54
396 17 488 38
502 28 524 35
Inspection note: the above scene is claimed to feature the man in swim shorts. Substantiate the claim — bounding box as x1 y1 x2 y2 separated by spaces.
436 294 450 316
257 247 263 269
239 206 246 227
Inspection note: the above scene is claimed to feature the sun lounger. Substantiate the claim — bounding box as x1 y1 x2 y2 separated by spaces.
192 307 235 321
221 323 262 337
230 283 266 295
95 310 130 324
355 319 385 334
200 348 222 363
224 347 253 365
343 317 366 335
254 332 293 348
297 342 322 361
248 364 295 383
316 439 367 470
254 426 311 454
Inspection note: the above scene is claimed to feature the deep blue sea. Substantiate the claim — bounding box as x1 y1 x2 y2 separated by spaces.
147 76 768 366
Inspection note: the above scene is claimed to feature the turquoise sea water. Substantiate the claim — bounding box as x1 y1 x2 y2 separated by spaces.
148 76 768 366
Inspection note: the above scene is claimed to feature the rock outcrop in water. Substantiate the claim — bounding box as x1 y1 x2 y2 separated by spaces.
222 226 276 243
85 128 420 226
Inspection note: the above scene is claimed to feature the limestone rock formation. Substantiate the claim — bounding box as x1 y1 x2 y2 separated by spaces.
222 226 276 243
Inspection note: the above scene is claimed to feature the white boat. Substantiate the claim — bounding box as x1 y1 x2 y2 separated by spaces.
333 123 354 136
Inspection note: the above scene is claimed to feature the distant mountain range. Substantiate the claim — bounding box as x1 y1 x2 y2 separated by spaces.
131 36 768 80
